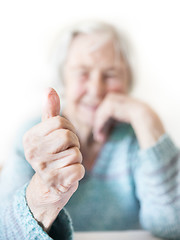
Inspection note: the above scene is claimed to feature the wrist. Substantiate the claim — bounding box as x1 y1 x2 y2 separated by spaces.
26 174 60 232
130 104 165 149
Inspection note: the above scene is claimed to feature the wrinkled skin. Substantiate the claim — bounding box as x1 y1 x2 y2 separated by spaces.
63 34 165 149
24 88 85 231
24 34 165 232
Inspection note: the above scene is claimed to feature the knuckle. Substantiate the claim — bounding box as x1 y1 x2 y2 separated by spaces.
32 161 43 173
71 147 82 163
75 135 80 148
55 115 61 121
67 164 85 185
24 139 40 161
55 115 64 129
72 182 79 193
23 128 38 145
71 124 76 134
39 162 47 171
79 164 85 179
64 129 71 137
44 169 57 185
64 129 71 143
25 148 36 162
57 184 70 193
76 164 85 180
50 169 58 179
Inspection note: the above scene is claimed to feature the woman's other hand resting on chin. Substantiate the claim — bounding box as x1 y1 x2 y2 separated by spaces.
93 93 165 149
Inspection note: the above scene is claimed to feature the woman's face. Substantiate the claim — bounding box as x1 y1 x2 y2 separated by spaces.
63 33 130 126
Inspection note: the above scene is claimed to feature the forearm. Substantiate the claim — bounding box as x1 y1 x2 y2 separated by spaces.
26 173 78 234
133 134 180 239
0 182 73 240
0 183 53 240
26 174 61 232
131 104 165 149
26 192 59 233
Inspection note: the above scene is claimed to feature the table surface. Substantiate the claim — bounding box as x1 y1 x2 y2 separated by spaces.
74 230 162 240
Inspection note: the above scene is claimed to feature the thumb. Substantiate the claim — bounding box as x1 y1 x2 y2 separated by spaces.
42 87 60 122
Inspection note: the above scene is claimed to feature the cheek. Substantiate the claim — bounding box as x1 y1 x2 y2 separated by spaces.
107 82 127 94
66 81 86 102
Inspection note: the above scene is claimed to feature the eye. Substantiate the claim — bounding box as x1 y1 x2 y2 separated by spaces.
103 72 117 80
77 70 89 80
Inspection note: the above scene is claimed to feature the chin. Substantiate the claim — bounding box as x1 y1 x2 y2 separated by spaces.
77 110 95 127
77 103 98 124
78 114 94 127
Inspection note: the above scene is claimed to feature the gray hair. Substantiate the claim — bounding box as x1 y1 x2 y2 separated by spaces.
50 20 134 94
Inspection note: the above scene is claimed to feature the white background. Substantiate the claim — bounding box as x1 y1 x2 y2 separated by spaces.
0 0 180 165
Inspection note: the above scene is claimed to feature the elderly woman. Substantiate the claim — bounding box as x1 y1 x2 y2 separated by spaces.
0 21 180 239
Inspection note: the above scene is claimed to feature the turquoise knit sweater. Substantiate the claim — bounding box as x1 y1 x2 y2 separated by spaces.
0 120 180 239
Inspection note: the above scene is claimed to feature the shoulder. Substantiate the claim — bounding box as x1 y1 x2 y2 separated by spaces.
13 117 41 146
18 117 41 135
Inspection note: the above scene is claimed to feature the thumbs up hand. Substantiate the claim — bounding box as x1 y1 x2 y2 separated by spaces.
24 88 85 232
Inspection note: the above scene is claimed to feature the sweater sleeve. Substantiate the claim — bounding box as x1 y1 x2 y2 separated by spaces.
0 183 73 240
0 119 74 239
132 133 180 239
0 119 37 202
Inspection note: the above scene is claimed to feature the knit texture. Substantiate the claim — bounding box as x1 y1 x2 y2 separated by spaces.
0 120 180 239
0 184 73 239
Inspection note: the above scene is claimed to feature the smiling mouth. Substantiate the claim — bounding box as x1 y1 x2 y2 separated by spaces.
80 103 99 112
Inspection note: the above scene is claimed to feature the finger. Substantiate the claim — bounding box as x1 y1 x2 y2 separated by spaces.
56 163 85 187
42 87 60 122
43 129 80 154
27 129 80 166
28 116 76 137
43 163 85 190
40 147 82 172
94 94 130 142
93 103 112 142
49 182 79 199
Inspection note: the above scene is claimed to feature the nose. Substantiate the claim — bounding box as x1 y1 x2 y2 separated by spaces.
87 72 106 98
